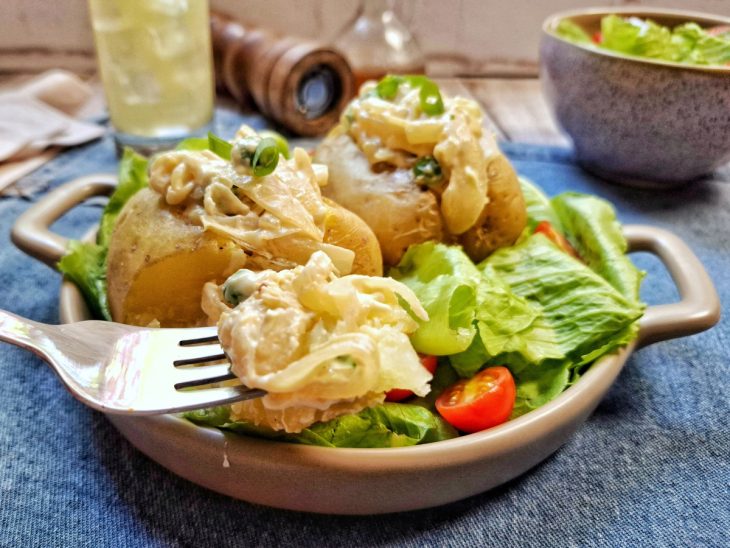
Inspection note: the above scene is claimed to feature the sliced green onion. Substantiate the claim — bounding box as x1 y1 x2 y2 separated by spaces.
419 80 444 116
413 156 443 187
376 75 404 99
252 137 280 177
208 132 233 160
404 75 429 88
375 75 445 116
259 129 290 159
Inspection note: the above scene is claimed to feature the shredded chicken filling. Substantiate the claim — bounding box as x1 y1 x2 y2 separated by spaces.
203 251 431 433
147 125 354 274
345 82 496 235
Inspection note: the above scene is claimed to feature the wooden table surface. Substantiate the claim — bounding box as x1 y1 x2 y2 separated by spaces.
2 75 728 193
443 77 730 182
440 78 570 148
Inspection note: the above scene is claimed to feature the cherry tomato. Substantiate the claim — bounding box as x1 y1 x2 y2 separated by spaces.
707 25 730 37
534 221 581 260
592 31 603 44
385 355 438 402
435 366 516 433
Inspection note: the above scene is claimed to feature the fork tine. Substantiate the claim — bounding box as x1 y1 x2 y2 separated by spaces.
170 338 225 366
173 363 235 385
179 334 220 346
164 385 266 414
173 353 227 366
175 372 238 390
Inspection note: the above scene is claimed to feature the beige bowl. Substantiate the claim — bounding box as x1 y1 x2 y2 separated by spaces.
541 7 730 187
11 176 721 514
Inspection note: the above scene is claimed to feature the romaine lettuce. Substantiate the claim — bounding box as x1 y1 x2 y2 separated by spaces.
555 19 593 45
483 234 643 363
395 186 644 420
519 177 563 232
184 403 458 448
552 192 644 302
390 242 481 355
57 240 110 321
557 14 730 67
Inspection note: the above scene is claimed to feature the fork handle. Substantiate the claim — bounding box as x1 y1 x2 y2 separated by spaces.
0 309 52 359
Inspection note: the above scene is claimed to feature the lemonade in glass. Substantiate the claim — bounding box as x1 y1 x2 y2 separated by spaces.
88 0 214 150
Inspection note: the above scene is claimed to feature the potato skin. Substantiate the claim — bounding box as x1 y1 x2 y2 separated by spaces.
322 198 383 276
316 131 526 266
460 153 527 262
316 132 443 266
107 188 248 326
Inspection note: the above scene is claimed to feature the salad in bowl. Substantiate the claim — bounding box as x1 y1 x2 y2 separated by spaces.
55 78 645 448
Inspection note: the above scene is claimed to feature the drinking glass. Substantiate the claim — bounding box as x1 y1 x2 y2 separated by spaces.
88 0 215 152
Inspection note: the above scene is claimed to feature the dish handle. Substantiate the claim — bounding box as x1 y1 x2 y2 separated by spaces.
624 224 720 348
11 175 117 269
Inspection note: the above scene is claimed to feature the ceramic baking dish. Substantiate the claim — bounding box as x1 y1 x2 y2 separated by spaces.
11 176 720 514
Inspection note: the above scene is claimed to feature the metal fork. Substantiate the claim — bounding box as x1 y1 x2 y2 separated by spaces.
0 309 265 415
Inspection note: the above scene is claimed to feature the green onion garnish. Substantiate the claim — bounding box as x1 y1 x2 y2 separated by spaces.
376 75 404 100
252 137 280 177
419 80 444 116
413 156 443 186
208 132 233 160
259 130 290 159
374 75 445 116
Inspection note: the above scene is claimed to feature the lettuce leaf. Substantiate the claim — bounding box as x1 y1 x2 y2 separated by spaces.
390 242 480 355
184 403 458 448
519 177 563 232
98 148 148 247
691 30 730 65
57 148 149 320
449 229 642 378
510 359 572 418
451 266 564 377
556 19 593 45
552 192 644 302
601 15 678 60
482 233 643 364
598 15 730 66
57 240 110 320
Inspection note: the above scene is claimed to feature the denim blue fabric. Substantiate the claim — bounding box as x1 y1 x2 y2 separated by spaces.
0 115 728 547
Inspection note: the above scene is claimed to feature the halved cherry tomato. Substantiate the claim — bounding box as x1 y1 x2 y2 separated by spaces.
385 354 438 402
707 25 730 37
534 220 581 260
435 366 516 433
592 31 603 44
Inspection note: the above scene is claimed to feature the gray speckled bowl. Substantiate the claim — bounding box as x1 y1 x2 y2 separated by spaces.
541 7 730 187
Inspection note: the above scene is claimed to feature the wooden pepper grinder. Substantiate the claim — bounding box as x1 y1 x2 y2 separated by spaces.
211 13 354 136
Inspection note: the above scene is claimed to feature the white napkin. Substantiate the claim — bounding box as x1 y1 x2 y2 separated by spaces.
0 70 106 194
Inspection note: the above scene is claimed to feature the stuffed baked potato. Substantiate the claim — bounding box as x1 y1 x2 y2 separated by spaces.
106 126 382 327
315 76 527 266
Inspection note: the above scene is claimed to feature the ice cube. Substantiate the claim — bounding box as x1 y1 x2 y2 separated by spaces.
146 0 189 17
110 65 161 106
147 21 192 59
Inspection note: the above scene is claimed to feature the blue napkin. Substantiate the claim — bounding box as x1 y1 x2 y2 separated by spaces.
0 117 727 547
